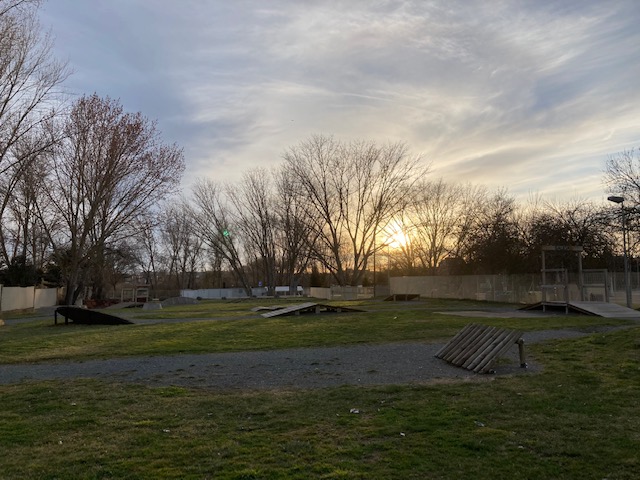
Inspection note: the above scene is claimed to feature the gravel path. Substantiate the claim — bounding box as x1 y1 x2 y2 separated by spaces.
0 327 609 391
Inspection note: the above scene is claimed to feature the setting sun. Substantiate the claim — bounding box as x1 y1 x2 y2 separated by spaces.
385 221 409 249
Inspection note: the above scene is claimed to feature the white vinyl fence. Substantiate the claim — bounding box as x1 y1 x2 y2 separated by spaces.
0 286 59 312
181 287 307 299
181 288 269 299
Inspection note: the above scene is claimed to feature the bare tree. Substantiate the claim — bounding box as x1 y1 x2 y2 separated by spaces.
382 213 416 276
190 179 253 295
43 94 184 304
191 167 316 296
0 0 39 17
134 217 161 292
160 202 204 290
100 242 139 300
535 198 613 269
0 0 68 269
408 179 463 273
273 165 316 293
458 188 525 274
604 149 640 205
283 135 425 286
405 180 487 274
226 168 277 294
0 0 66 177
2 146 50 268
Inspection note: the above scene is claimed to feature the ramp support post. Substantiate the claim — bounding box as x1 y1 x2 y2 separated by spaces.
517 338 527 368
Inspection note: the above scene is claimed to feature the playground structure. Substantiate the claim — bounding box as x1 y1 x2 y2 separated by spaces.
539 245 609 312
523 245 640 318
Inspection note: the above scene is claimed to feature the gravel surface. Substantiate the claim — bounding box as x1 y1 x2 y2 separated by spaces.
0 327 615 391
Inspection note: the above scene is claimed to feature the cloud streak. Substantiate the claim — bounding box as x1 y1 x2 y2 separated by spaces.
40 0 640 201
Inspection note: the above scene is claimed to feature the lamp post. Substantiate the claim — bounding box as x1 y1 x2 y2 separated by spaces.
373 236 376 298
608 195 632 308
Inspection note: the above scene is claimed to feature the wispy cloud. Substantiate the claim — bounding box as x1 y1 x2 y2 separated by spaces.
40 0 640 201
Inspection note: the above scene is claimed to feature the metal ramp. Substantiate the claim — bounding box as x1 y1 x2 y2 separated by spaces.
521 301 640 319
260 302 363 318
435 324 526 373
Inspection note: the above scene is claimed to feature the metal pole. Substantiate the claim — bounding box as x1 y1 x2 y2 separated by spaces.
541 249 546 312
373 239 376 298
387 245 391 286
608 196 632 309
622 204 632 308
578 250 584 301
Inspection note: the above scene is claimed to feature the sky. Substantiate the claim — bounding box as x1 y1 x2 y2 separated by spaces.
39 0 640 203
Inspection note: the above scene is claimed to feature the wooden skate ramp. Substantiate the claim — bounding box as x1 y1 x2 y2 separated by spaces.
568 301 640 318
55 306 133 325
521 301 640 319
384 294 420 301
435 324 525 374
260 302 362 318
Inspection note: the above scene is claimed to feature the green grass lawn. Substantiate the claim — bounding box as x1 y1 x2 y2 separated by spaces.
1 299 639 479
0 298 630 363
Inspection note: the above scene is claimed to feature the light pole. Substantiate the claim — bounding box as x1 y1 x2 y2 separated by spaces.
608 196 632 308
373 237 376 298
